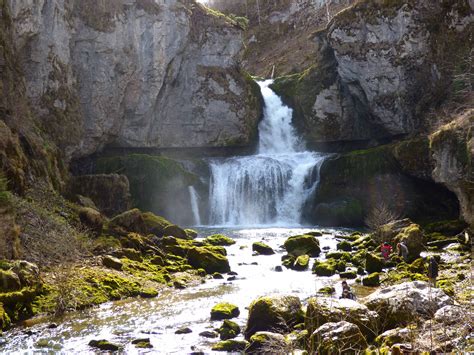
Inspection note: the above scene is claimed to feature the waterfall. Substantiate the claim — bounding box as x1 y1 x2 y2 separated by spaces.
188 186 202 226
209 79 326 226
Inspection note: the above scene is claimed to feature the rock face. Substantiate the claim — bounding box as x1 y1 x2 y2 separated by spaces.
6 0 262 160
310 321 368 355
363 281 453 330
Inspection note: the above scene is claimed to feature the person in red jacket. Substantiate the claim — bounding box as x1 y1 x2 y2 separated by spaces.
381 242 393 261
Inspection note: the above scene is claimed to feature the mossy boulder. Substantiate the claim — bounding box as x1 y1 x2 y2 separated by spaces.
163 224 188 239
245 295 303 339
394 224 424 261
210 302 240 320
365 253 384 273
109 208 147 235
281 254 296 268
339 270 357 279
375 328 411 347
204 234 236 246
305 297 379 339
292 254 310 271
102 255 123 271
211 339 248 352
317 286 335 295
312 260 336 276
362 272 381 287
139 288 158 298
88 339 121 351
252 242 274 255
283 235 320 257
184 229 198 239
78 207 104 235
121 248 142 262
141 212 171 236
337 240 352 251
246 331 289 354
0 302 11 330
187 247 231 274
0 269 21 292
326 251 351 261
218 319 241 340
310 321 368 354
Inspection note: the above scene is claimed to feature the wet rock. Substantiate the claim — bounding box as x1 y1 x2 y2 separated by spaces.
163 224 188 240
218 320 241 340
274 265 283 272
317 286 335 295
228 271 238 276
375 328 411 347
336 240 352 251
122 248 142 262
108 208 147 235
305 297 379 340
175 327 192 334
326 251 351 261
283 234 321 257
245 295 303 339
102 255 123 271
47 323 58 329
310 321 367 354
185 229 198 239
212 273 224 279
210 303 240 320
339 270 357 279
187 246 230 274
226 276 236 281
139 288 158 298
362 272 380 287
78 207 104 235
0 270 21 292
365 253 384 273
434 305 464 325
211 340 248 352
292 254 310 271
88 339 121 351
204 234 236 246
378 219 424 261
199 330 218 338
307 231 323 237
252 242 275 255
312 260 336 276
132 338 153 348
173 280 187 289
363 281 453 330
246 331 289 354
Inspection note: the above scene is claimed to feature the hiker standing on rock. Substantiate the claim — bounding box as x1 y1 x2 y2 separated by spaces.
397 242 409 262
427 256 439 287
381 242 393 261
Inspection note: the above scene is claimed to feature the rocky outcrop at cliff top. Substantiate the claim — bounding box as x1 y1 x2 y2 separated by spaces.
272 0 472 146
7 0 262 160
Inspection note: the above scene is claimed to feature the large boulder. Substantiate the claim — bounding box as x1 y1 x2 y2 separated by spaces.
434 305 464 325
211 303 240 320
246 332 290 354
245 295 304 339
218 320 241 340
310 321 368 354
252 242 275 255
108 209 147 235
78 207 105 235
284 235 320 257
305 297 379 340
0 269 21 292
204 234 236 246
187 247 230 274
363 281 453 330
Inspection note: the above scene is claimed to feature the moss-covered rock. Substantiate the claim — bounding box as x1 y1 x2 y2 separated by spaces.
0 269 21 292
362 272 380 287
184 229 198 239
211 339 248 352
204 234 236 246
210 302 240 320
283 234 320 257
317 286 335 295
88 339 121 351
246 331 289 354
0 302 11 330
375 328 411 347
218 319 241 340
252 242 274 255
141 212 171 237
326 251 352 261
245 295 303 339
139 288 158 298
108 208 147 235
310 321 368 354
339 270 357 279
78 207 104 235
102 255 123 271
312 260 336 276
365 253 384 273
163 224 188 239
394 224 424 261
292 254 310 271
424 219 467 236
337 240 352 251
187 246 231 274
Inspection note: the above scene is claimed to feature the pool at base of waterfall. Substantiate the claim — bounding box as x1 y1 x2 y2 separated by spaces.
0 227 352 354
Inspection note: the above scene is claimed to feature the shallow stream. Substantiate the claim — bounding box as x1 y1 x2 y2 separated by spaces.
1 227 351 354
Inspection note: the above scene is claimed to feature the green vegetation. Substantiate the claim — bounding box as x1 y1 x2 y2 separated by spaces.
211 302 240 320
284 234 321 257
204 234 236 246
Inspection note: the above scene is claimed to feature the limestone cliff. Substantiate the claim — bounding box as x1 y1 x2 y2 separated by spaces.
6 0 262 164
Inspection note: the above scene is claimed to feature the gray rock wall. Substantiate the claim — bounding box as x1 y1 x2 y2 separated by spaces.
7 0 261 160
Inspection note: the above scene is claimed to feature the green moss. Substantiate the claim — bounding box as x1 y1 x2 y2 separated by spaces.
293 255 310 271
218 319 241 340
187 246 231 274
88 339 121 351
252 242 275 255
204 234 236 246
283 234 321 257
211 302 240 320
437 279 455 296
362 272 381 287
317 286 336 295
326 251 352 261
0 302 11 330
312 260 336 276
211 339 248 352
139 288 158 298
365 253 384 273
337 240 352 251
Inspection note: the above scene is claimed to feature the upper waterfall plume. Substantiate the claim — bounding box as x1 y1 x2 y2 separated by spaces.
209 80 326 226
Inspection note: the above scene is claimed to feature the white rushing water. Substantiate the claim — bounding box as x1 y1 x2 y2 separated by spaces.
188 186 202 226
209 80 326 226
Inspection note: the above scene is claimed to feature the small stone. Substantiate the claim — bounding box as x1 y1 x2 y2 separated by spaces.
252 242 275 255
228 271 238 276
199 330 218 338
173 280 187 289
213 273 224 279
227 276 236 281
175 327 192 334
88 339 121 351
274 266 283 272
102 255 123 271
47 323 58 329
210 303 240 320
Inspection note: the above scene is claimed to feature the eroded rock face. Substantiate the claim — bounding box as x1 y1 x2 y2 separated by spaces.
7 0 262 159
363 281 453 330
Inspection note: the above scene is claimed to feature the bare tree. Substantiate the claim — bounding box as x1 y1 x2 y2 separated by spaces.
365 201 400 232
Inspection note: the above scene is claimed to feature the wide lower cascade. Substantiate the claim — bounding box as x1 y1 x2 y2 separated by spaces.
209 80 326 226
